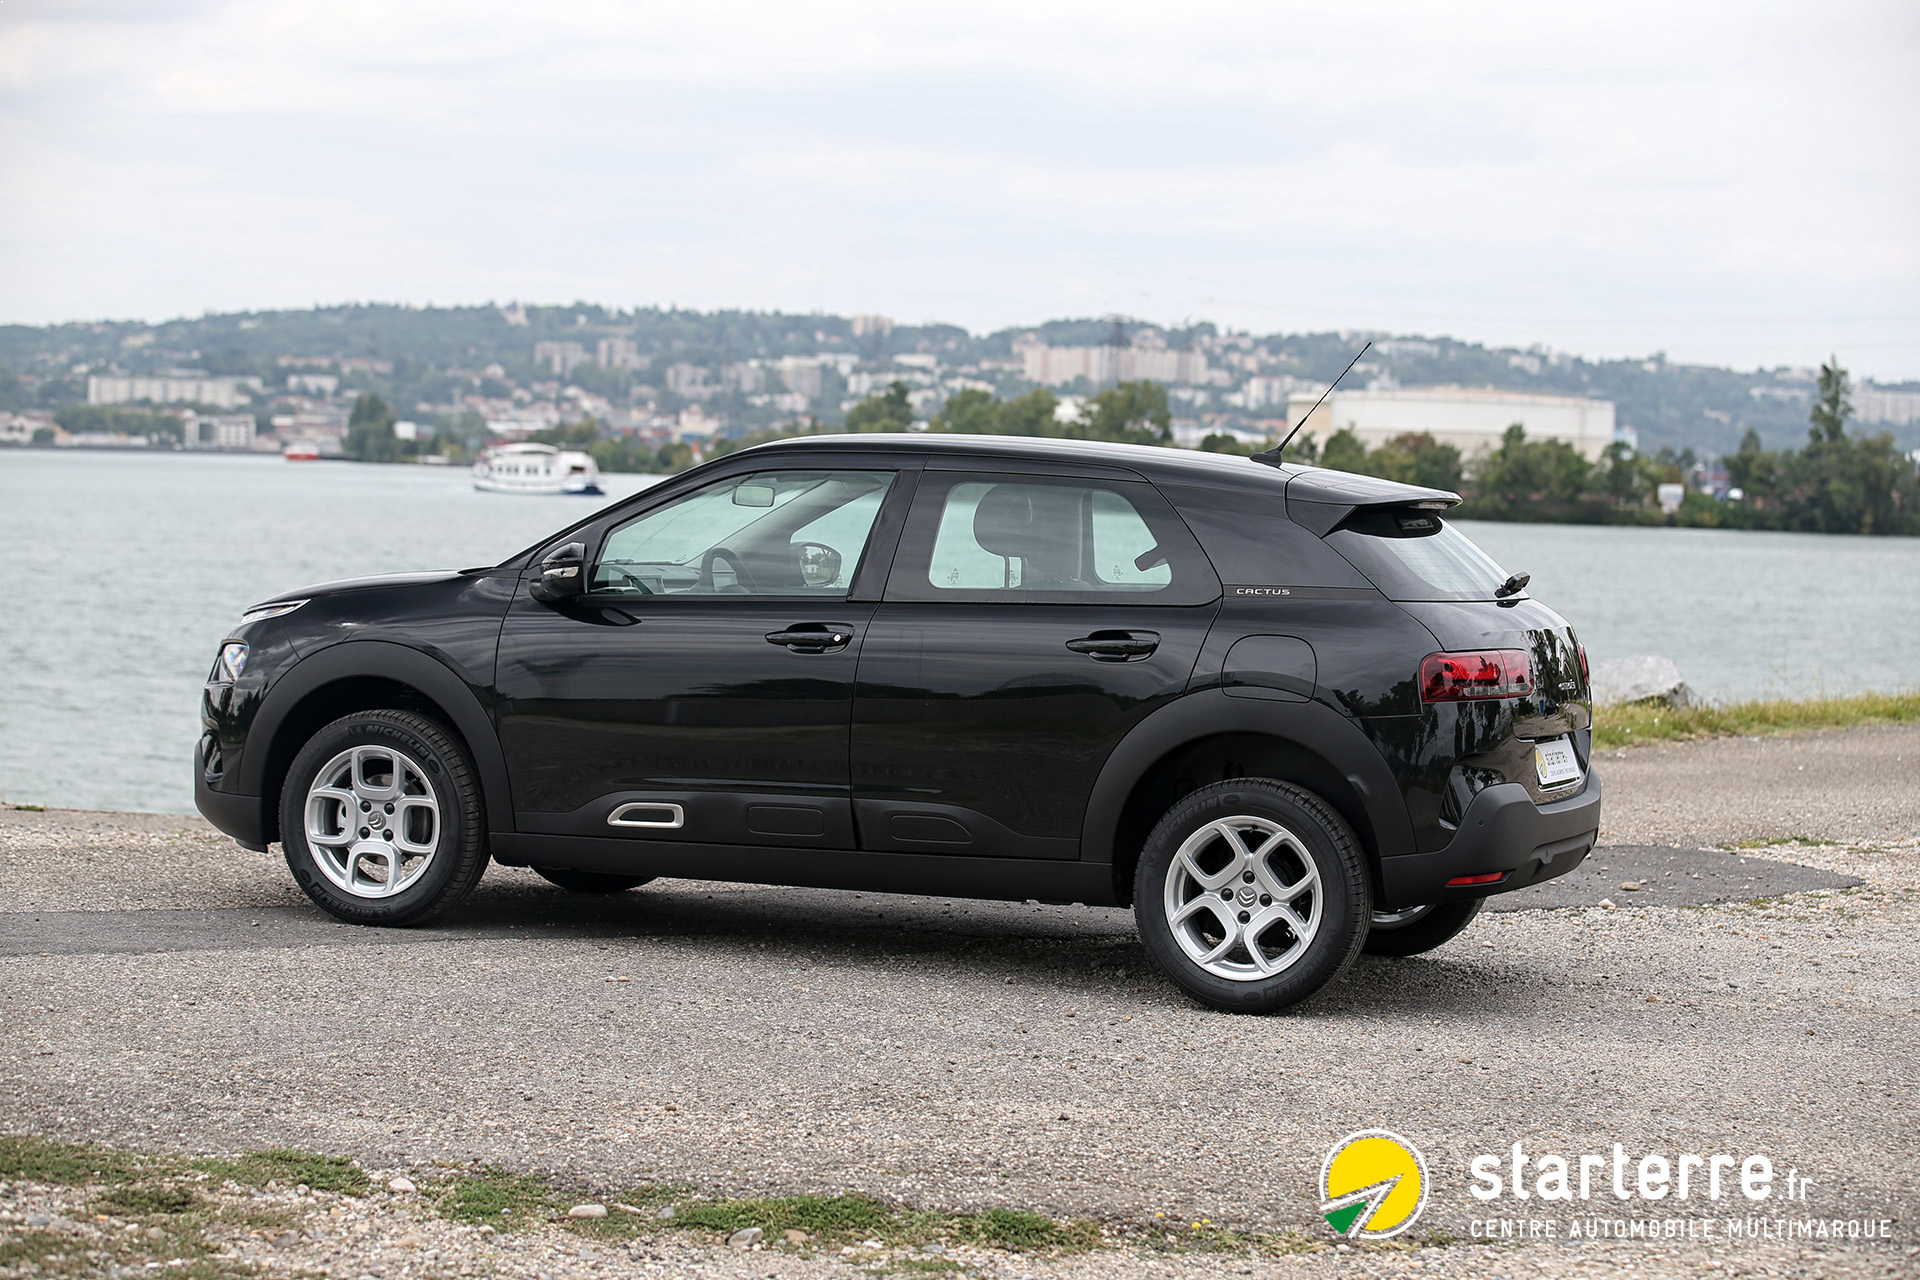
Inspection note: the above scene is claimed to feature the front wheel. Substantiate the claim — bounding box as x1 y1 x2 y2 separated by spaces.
1362 900 1484 956
280 709 489 926
1134 779 1370 1014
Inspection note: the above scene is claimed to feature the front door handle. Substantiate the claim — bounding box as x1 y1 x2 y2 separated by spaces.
1065 630 1160 661
766 623 854 654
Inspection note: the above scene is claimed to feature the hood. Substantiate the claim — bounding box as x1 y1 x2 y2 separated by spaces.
254 569 466 607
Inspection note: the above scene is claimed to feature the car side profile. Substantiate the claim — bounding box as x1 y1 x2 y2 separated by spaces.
196 434 1602 1012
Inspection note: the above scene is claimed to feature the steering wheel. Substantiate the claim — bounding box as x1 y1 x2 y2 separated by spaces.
698 547 757 593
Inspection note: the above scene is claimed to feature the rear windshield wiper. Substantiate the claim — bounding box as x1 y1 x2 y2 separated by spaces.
1494 571 1531 599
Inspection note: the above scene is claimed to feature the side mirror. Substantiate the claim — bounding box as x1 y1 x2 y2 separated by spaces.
794 541 843 588
530 541 587 604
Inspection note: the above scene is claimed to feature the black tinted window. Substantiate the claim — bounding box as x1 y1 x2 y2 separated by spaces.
1323 509 1513 602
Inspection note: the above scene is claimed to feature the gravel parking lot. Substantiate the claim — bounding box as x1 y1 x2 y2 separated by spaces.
3 725 1917 1279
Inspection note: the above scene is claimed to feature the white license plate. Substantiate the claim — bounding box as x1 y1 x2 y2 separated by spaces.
1534 737 1583 788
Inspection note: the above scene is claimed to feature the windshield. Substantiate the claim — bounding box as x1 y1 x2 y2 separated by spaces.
1322 509 1514 602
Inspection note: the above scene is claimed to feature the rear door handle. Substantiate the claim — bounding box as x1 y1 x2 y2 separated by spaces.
1065 630 1160 661
766 623 854 653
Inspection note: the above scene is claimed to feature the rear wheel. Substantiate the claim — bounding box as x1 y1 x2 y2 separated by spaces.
532 867 654 894
1363 900 1484 956
280 709 488 926
1134 778 1370 1013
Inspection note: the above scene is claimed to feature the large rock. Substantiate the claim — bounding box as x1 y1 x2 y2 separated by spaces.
1590 656 1698 708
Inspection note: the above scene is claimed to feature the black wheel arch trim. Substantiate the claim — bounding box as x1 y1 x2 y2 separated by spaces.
237 640 513 840
1079 689 1415 898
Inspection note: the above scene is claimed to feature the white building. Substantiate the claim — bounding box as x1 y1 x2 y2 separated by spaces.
1857 384 1920 426
1284 386 1617 462
598 337 643 370
1020 341 1209 388
534 341 591 376
180 412 258 450
87 375 261 409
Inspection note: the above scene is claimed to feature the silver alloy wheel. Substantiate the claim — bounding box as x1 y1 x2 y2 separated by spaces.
303 745 442 898
1370 904 1435 929
1163 815 1322 981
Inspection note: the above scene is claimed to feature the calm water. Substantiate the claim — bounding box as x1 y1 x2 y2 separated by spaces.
2 451 1915 813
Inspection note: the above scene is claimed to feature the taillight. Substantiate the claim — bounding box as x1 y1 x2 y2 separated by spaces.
1419 650 1533 702
1578 643 1589 682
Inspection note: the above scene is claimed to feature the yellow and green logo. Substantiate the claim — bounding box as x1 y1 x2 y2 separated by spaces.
1319 1129 1428 1239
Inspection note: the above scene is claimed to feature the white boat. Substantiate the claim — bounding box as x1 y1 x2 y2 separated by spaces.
283 440 321 462
472 442 604 495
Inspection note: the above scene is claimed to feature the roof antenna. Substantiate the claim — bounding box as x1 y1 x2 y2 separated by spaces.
1250 340 1372 468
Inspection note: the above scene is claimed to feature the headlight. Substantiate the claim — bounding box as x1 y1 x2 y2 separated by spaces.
213 642 248 684
240 599 307 625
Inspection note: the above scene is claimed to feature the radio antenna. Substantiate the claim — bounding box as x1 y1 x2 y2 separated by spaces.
1250 340 1372 467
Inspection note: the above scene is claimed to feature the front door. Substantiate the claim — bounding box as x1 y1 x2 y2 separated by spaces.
494 466 902 849
852 467 1221 858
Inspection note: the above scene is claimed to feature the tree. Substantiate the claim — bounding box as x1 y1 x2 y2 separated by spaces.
1319 427 1368 473
845 381 914 432
995 388 1060 436
1809 356 1852 444
1367 432 1463 492
930 387 998 434
1065 381 1169 446
1199 432 1254 455
343 392 402 462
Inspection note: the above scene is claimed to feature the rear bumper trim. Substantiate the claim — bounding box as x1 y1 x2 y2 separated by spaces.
1377 772 1602 909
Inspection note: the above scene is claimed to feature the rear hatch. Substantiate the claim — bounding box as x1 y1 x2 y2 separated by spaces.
1317 502 1591 810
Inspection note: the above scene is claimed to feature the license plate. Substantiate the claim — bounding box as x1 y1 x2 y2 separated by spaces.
1534 737 1583 788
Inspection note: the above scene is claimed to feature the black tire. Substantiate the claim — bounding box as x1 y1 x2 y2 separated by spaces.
1134 778 1370 1014
532 867 654 894
280 709 489 926
1363 899 1484 956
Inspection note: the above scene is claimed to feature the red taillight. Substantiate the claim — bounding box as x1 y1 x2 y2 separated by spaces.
1446 872 1506 887
1419 650 1534 702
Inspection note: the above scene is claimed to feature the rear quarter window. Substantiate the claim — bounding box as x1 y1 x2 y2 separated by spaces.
1323 509 1513 602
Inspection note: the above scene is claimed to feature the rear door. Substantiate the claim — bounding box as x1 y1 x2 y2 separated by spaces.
851 464 1220 858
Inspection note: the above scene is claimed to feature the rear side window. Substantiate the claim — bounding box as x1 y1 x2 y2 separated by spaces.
887 473 1219 605
1323 509 1513 602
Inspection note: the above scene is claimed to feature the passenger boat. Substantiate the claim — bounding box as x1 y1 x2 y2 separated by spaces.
472 442 604 495
283 440 321 461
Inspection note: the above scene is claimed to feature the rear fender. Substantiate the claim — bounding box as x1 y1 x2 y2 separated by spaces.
1080 689 1414 903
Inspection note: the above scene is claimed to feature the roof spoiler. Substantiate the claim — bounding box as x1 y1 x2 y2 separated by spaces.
1280 467 1461 537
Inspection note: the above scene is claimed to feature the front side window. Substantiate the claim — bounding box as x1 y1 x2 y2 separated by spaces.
888 473 1218 604
591 469 894 596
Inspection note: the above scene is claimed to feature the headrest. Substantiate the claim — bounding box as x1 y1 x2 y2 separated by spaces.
971 484 1081 572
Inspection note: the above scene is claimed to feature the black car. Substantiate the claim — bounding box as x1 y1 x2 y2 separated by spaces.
196 434 1600 1012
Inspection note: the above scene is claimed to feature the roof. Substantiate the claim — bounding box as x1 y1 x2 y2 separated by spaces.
738 432 1458 509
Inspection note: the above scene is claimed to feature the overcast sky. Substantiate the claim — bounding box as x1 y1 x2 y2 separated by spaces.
2 1 1916 376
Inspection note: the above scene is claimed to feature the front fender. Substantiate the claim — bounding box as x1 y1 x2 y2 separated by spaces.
239 640 515 837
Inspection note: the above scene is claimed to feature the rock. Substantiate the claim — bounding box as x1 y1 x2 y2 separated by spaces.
611 1203 643 1214
568 1204 608 1219
1589 656 1698 709
477 1225 496 1238
1599 898 1617 910
1620 881 1645 891
727 1227 764 1249
655 1206 677 1219
25 1214 51 1228
387 1177 416 1194
781 1229 810 1244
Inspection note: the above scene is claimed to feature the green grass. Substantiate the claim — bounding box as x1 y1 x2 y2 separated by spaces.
1593 691 1920 750
192 1148 368 1194
433 1165 559 1228
95 1184 206 1216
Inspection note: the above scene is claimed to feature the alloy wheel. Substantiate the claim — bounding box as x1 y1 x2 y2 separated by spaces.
302 745 442 898
1162 815 1322 981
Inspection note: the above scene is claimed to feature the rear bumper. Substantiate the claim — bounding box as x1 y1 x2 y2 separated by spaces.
1377 772 1601 909
194 741 269 852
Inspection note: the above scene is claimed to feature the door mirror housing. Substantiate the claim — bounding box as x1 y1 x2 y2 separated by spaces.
531 541 587 604
794 541 843 588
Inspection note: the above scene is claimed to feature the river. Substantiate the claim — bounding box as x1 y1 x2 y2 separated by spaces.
2 450 1914 813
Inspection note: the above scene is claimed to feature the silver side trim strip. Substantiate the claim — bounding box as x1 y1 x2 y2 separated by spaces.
608 802 686 830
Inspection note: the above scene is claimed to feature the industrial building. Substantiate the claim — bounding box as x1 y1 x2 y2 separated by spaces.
1284 386 1617 462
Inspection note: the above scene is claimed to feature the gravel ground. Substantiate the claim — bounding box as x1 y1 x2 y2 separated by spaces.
3 723 1918 1279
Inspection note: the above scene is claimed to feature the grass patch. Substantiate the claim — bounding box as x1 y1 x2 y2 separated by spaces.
0 1134 147 1186
1729 835 1835 850
193 1148 367 1194
434 1166 558 1228
96 1184 205 1216
1593 691 1920 750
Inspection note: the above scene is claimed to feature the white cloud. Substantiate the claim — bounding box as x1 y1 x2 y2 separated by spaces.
1 0 1915 373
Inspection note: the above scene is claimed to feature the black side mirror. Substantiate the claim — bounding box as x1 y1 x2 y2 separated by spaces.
531 541 587 604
